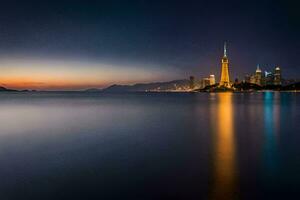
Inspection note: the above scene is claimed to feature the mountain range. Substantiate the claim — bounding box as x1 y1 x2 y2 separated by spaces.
102 79 190 92
0 86 17 92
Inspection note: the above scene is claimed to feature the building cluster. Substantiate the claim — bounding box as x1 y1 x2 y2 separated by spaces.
189 42 228 90
189 42 284 90
189 74 216 90
244 65 282 86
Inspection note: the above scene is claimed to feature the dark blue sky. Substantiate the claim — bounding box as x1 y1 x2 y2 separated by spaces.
0 0 299 88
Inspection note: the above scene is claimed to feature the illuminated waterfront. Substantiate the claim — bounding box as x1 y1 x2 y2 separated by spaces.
0 92 299 199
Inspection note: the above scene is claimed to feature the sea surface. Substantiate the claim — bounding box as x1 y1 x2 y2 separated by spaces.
0 92 299 199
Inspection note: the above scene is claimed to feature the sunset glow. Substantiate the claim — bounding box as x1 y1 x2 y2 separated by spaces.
0 58 174 90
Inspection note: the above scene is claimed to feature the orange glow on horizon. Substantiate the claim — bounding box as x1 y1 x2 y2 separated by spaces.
0 58 173 90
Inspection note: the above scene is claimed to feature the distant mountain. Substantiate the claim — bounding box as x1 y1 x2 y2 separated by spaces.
103 80 190 92
84 88 102 92
0 86 17 92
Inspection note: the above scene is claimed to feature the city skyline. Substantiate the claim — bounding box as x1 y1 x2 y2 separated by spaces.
0 42 293 91
1 2 300 199
0 0 298 90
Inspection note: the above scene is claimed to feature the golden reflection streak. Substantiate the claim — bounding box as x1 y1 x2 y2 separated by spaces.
211 93 237 200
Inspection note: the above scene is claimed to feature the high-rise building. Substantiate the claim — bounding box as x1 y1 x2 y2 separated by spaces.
265 71 274 85
274 67 282 85
219 42 231 87
202 78 211 88
255 64 262 85
250 74 256 84
209 75 216 85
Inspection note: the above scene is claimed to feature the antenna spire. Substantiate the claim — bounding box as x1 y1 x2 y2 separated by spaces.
224 42 227 57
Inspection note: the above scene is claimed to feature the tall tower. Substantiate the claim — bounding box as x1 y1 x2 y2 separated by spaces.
219 42 231 87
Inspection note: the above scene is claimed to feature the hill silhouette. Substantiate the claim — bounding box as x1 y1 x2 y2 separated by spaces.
0 86 17 92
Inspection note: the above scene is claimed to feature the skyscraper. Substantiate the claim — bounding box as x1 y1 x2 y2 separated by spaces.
219 42 231 87
250 65 262 85
274 67 282 85
265 71 274 85
210 75 216 85
255 64 262 85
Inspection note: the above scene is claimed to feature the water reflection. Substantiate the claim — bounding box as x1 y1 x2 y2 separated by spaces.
211 93 237 199
263 92 280 177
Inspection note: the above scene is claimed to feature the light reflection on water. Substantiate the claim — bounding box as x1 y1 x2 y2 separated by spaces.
0 92 299 199
211 93 237 199
263 92 280 181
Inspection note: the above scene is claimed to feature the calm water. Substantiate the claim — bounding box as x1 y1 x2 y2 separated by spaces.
0 92 299 199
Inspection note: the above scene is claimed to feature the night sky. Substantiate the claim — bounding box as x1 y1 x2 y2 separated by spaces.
0 0 299 90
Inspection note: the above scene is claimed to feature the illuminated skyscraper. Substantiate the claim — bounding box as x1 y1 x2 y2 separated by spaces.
250 65 262 85
274 67 282 85
210 75 216 85
219 42 231 87
255 64 262 85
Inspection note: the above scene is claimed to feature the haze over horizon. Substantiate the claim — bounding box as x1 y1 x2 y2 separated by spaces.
0 0 299 90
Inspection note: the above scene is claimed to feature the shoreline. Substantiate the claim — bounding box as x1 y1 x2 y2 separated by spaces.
0 90 300 94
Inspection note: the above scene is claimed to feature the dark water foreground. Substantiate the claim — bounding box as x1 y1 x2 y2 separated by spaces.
0 92 299 199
